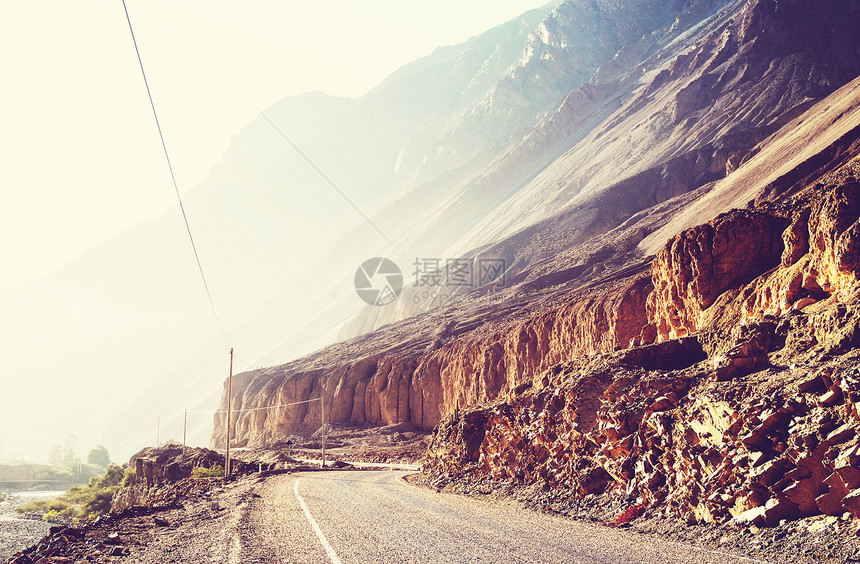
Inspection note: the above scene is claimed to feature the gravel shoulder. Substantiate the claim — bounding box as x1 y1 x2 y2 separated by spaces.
411 474 860 564
124 477 253 563
0 492 55 562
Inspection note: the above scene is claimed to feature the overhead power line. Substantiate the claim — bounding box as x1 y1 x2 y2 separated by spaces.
121 0 228 348
254 106 396 248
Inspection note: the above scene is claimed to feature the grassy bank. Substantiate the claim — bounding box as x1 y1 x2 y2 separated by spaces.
15 464 125 523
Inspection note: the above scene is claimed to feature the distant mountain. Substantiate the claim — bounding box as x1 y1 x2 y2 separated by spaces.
0 3 563 460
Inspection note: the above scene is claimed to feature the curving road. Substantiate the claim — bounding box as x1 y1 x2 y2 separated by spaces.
238 470 768 564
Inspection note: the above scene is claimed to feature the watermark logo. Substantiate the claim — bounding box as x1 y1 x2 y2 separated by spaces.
354 257 403 306
412 257 506 288
355 256 506 306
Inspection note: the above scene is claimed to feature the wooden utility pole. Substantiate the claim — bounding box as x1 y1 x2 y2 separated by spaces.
183 409 187 456
321 397 326 469
156 415 160 447
225 347 234 479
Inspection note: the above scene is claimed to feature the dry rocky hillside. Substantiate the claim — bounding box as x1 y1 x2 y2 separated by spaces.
209 0 860 544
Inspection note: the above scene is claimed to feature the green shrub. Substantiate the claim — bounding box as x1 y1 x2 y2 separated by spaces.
121 467 136 488
42 509 60 522
81 488 114 519
0 491 8 503
96 464 124 488
192 465 224 479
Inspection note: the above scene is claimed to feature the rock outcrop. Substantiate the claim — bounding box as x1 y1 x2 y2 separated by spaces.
423 177 860 526
647 209 790 341
126 445 225 487
649 182 860 342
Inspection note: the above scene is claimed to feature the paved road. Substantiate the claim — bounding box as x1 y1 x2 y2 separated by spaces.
239 470 768 564
297 458 420 471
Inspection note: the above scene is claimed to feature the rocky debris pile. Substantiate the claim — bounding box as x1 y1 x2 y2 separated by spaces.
112 473 222 515
114 445 309 513
289 422 431 465
5 477 217 563
3 474 263 564
424 178 860 539
423 347 860 544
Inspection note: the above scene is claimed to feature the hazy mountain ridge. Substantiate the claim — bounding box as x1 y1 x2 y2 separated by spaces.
412 0 712 190
456 0 860 250
1 3 572 460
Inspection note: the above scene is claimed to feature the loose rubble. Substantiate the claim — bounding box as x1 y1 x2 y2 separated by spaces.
423 180 860 562
3 447 319 564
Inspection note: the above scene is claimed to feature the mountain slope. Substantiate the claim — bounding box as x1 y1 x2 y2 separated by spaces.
217 74 860 536
215 24 860 446
338 0 860 338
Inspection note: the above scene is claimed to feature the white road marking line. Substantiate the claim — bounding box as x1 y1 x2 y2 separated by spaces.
294 477 343 564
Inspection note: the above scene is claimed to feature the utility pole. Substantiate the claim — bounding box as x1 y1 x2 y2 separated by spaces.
183 409 187 456
225 347 234 480
321 397 326 469
156 415 160 447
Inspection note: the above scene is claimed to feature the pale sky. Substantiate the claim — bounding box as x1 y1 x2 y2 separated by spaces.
0 0 551 292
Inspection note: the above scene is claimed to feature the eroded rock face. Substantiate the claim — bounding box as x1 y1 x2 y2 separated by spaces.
212 273 652 448
647 183 860 342
647 210 789 341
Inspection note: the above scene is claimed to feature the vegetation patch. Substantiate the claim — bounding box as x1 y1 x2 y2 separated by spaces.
191 465 224 479
16 464 125 523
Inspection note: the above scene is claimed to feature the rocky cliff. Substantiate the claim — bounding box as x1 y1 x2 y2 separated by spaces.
215 121 860 533
211 0 860 532
649 183 860 342
214 64 860 451
423 175 860 526
212 269 654 447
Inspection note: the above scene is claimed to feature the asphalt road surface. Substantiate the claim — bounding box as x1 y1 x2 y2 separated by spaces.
239 470 769 564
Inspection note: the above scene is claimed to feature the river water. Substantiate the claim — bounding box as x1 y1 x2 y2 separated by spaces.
0 491 60 561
